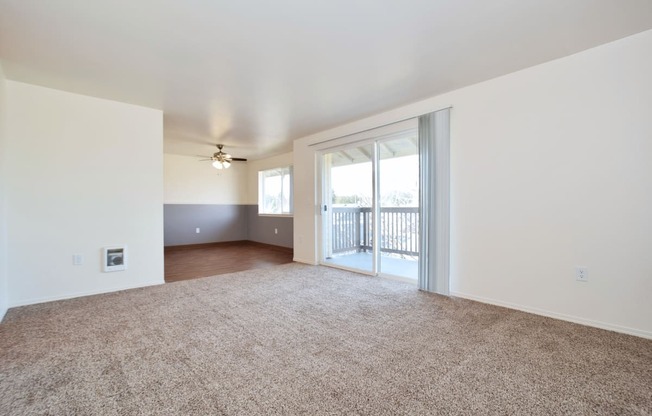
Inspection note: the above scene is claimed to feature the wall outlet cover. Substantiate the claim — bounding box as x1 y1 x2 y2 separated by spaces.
576 266 588 282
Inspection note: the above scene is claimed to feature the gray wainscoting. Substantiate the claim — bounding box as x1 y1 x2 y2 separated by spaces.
164 204 248 246
246 205 293 248
164 204 294 249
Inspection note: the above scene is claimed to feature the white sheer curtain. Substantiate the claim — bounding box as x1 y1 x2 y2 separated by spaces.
418 108 451 294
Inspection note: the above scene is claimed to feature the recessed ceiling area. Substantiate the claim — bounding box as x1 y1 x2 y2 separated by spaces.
1 0 651 160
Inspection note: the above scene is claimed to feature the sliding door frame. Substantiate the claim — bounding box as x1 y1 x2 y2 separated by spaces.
317 138 378 276
316 119 419 280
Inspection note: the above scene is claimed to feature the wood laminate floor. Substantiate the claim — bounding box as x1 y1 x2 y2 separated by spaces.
164 241 294 283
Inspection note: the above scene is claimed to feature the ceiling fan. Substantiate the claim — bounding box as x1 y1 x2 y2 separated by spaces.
199 144 247 169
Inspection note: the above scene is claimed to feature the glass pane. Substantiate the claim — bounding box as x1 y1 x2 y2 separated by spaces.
378 133 419 279
322 143 374 273
260 167 292 214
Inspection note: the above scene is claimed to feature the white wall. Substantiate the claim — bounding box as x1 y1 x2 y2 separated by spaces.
164 153 248 204
5 81 164 306
294 30 652 338
0 63 8 320
246 152 293 205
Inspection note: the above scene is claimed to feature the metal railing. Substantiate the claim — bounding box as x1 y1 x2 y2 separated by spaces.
331 207 419 256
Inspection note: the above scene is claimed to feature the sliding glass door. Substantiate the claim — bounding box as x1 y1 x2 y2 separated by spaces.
322 143 374 274
320 128 419 280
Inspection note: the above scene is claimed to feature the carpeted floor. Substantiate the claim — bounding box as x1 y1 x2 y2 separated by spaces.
1 263 651 415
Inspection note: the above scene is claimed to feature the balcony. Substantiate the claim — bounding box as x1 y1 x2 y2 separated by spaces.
325 206 419 279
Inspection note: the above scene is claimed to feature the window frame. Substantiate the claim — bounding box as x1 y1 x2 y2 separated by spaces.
258 165 294 217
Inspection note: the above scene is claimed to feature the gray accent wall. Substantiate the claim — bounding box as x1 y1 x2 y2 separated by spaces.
164 204 294 249
164 204 248 246
246 205 294 248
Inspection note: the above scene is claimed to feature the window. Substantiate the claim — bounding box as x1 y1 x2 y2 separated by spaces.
258 166 293 215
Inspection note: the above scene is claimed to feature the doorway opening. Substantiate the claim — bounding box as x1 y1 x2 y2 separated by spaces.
320 127 419 281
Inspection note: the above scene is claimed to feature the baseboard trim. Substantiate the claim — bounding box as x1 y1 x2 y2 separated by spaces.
293 257 319 265
8 280 165 309
165 240 293 253
450 291 652 340
246 241 293 253
164 240 249 250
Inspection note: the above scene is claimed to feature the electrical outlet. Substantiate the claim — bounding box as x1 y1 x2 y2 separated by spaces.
576 267 588 282
275 228 278 234
72 254 84 266
195 228 200 234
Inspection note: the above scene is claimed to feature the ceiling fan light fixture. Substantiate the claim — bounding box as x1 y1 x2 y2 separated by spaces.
201 144 243 170
212 160 230 169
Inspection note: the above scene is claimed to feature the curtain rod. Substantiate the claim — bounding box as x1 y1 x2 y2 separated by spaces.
307 106 452 147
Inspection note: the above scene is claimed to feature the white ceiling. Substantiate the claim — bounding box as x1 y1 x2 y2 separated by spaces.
1 0 651 160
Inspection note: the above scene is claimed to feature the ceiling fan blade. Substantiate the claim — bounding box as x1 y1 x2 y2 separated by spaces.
198 159 213 161
231 158 248 162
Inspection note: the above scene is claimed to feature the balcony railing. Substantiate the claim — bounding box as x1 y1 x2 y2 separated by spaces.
331 207 419 257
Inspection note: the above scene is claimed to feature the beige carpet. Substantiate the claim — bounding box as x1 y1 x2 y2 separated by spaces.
1 263 650 415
